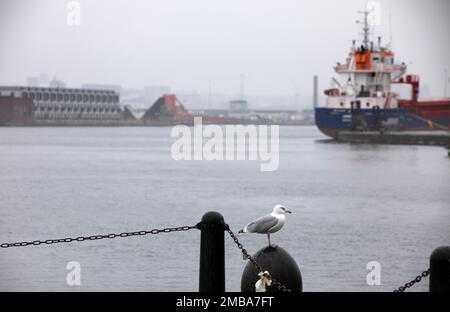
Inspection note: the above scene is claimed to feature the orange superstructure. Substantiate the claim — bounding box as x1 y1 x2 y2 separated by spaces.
354 50 372 70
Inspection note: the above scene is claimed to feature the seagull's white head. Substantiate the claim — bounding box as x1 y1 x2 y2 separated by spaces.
272 204 292 215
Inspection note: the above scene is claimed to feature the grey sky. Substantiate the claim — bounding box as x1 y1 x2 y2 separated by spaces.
0 0 449 99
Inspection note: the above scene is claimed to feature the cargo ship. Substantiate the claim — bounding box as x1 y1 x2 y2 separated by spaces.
315 10 450 139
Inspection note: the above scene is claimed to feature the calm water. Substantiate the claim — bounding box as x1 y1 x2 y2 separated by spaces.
0 126 449 292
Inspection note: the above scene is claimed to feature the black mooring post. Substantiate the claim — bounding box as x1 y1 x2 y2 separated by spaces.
199 211 226 292
430 246 450 292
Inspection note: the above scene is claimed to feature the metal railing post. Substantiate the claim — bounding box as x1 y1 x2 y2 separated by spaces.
199 211 226 292
430 246 450 292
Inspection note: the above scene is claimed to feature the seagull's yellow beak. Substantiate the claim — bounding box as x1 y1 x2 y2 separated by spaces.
285 208 293 214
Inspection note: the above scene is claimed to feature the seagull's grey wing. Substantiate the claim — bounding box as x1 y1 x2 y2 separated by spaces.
244 214 278 233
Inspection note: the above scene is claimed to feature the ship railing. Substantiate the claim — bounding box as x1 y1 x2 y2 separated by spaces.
335 64 406 73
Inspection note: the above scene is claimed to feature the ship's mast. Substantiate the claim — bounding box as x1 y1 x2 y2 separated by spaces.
388 0 393 49
357 10 371 50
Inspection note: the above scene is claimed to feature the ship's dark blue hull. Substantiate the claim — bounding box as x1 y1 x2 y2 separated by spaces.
314 107 450 138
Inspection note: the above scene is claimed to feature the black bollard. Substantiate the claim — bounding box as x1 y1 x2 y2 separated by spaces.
199 211 226 292
241 245 302 292
429 246 450 292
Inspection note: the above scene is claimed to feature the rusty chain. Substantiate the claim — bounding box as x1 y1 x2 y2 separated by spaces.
225 226 291 292
0 224 198 249
393 269 430 292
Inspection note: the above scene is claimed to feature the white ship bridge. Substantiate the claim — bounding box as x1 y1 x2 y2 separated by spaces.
325 10 408 110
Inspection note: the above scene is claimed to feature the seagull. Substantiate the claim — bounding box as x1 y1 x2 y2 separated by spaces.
238 205 292 247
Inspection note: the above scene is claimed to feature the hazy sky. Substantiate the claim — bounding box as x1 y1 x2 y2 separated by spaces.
0 0 449 98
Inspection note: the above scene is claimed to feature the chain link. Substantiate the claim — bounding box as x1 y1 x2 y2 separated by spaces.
393 269 430 292
225 226 291 292
0 225 198 249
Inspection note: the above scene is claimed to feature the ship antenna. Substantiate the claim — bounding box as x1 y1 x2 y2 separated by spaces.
357 9 371 50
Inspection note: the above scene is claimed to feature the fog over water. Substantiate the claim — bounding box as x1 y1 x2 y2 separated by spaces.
0 0 449 292
0 0 449 107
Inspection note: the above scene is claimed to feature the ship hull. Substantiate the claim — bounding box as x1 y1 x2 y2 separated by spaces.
315 107 450 139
